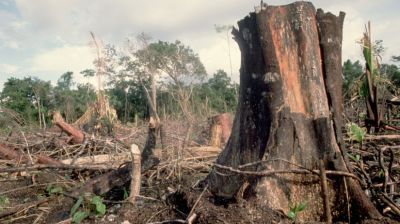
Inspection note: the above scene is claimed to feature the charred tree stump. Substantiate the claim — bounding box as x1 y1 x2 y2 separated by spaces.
209 113 233 147
205 2 381 222
141 117 161 170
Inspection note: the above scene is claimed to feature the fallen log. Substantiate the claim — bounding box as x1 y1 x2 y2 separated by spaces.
364 134 400 141
0 144 28 163
62 153 130 168
154 146 222 158
53 111 85 144
0 164 114 173
37 154 64 165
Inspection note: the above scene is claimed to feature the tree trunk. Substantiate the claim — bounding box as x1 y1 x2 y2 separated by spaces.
53 111 85 144
205 2 381 222
141 74 161 168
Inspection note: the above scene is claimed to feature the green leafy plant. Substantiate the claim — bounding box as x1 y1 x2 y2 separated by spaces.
70 195 107 224
73 211 90 224
46 184 64 196
0 195 10 211
288 201 308 221
91 196 106 215
347 153 361 162
123 188 129 200
348 123 366 143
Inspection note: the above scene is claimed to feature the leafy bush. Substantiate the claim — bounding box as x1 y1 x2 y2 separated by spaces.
70 195 107 224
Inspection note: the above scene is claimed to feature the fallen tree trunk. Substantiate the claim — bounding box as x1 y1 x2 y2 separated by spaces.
205 2 381 222
0 144 62 166
62 153 130 167
53 111 85 144
0 144 28 163
37 155 64 165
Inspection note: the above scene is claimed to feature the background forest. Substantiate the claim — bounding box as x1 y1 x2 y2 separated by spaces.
2 36 400 130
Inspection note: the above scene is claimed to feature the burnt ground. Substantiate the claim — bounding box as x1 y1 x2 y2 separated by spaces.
0 161 286 224
0 119 400 223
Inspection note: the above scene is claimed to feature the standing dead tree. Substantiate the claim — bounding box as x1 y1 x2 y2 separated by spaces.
205 2 381 222
123 33 164 168
74 32 118 133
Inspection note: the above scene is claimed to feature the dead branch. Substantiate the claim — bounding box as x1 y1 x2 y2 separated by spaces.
378 194 400 216
37 155 64 165
186 185 207 223
319 159 332 224
213 163 361 181
147 220 187 224
363 134 400 141
0 198 48 219
0 164 114 173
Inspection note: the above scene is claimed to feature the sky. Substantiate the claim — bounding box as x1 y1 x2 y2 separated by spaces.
0 0 399 89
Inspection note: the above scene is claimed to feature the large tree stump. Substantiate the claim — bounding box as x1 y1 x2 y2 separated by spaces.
209 113 232 147
205 2 381 222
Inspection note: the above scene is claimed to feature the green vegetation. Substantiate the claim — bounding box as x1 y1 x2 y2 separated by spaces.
0 73 96 127
45 184 64 196
0 39 238 127
0 34 397 128
70 195 106 224
343 59 400 100
288 201 308 221
0 195 10 212
348 123 367 143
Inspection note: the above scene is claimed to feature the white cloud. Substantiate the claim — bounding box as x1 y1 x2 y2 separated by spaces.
0 63 18 73
198 37 240 81
4 40 20 49
0 0 398 87
30 45 94 79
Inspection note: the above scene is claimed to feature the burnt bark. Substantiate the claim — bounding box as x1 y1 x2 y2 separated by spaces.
205 2 381 222
206 11 270 198
141 73 161 168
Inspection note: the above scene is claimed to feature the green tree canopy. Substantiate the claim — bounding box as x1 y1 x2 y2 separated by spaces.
0 77 52 124
195 69 238 114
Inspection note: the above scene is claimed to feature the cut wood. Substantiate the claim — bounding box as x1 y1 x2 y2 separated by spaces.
209 113 232 147
0 143 28 163
185 146 222 157
154 146 222 158
62 153 131 168
53 111 85 144
129 144 141 205
37 155 64 165
364 134 400 141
